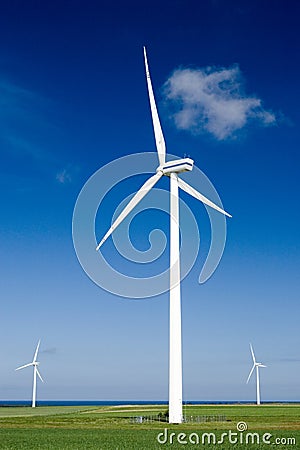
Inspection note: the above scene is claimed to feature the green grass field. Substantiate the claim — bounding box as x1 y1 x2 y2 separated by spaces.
0 404 299 449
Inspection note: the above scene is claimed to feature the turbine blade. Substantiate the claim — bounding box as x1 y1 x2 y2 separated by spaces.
36 368 44 383
177 178 232 217
246 364 255 384
143 47 166 166
33 340 41 363
96 171 163 250
15 363 33 371
250 343 256 364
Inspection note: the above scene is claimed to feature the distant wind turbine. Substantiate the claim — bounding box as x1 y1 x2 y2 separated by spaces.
15 340 44 408
96 47 231 423
246 343 266 405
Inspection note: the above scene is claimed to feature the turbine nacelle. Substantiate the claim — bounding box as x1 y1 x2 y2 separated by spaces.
157 158 194 175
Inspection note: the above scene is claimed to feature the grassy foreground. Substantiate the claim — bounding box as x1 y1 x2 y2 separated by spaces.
0 404 299 449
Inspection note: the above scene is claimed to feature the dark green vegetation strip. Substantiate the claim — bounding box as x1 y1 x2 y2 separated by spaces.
0 404 298 449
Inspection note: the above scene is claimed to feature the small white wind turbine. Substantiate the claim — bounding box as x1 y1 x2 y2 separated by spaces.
15 340 44 408
96 47 231 423
246 343 266 405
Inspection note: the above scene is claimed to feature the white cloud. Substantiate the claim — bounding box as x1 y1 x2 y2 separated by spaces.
163 65 276 140
56 168 72 184
40 347 57 355
0 78 58 164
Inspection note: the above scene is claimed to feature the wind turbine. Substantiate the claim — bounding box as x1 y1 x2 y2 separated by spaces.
15 340 44 408
246 343 266 405
96 47 231 423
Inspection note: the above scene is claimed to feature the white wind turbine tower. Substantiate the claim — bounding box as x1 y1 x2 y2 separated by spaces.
246 343 266 405
15 340 44 408
96 47 231 423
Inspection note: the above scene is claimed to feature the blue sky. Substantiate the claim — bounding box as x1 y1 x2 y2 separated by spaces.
1 0 299 402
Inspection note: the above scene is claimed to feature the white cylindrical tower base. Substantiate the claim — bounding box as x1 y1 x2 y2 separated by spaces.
168 173 183 424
